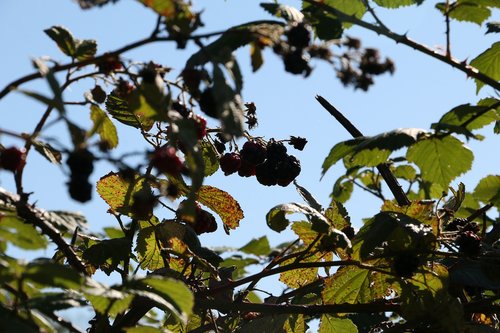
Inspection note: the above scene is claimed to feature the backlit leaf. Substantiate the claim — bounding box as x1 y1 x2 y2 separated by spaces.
44 26 76 57
319 315 358 333
322 263 391 304
436 2 491 25
96 172 151 218
239 236 271 256
24 260 83 290
82 237 129 275
89 105 119 149
406 135 473 188
473 175 500 207
470 42 500 93
374 0 422 8
32 140 62 164
266 202 327 232
200 140 219 176
74 39 97 60
85 286 134 316
136 224 164 271
197 185 244 230
105 93 154 131
432 101 499 134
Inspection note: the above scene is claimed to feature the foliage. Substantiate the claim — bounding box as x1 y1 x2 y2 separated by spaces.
0 1 499 332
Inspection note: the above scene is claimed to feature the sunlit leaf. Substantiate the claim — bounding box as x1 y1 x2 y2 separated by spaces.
96 172 152 218
89 105 119 149
319 315 358 333
239 236 271 256
406 135 473 188
322 263 391 304
135 223 164 271
374 0 422 8
470 42 500 93
200 140 219 176
85 286 134 317
105 93 154 131
82 237 129 275
266 202 327 233
197 185 244 230
74 39 97 60
436 2 491 25
473 174 500 207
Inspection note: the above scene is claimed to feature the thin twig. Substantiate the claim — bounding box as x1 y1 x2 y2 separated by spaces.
315 95 411 206
445 0 452 58
303 0 500 91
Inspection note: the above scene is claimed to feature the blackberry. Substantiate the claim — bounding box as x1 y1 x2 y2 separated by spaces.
219 152 242 176
68 175 92 203
276 155 301 187
266 139 287 162
238 160 256 177
256 161 278 186
0 146 26 172
283 50 311 76
67 149 94 177
286 23 311 49
199 87 217 118
151 146 184 176
341 225 356 240
193 208 218 235
393 252 420 278
456 231 481 256
90 85 107 104
240 141 267 166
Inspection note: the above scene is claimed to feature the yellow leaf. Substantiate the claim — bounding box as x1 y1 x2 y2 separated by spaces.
197 185 244 230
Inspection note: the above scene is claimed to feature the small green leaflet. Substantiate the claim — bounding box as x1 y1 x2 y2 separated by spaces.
470 42 500 93
0 214 48 250
436 2 492 25
44 26 97 60
406 135 473 188
239 236 271 256
89 105 119 149
266 202 327 233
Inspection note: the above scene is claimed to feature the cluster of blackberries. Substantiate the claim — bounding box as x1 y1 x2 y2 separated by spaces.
150 145 184 177
445 217 482 256
177 200 217 235
279 23 313 77
67 148 94 203
392 251 420 278
337 46 395 91
219 139 301 187
0 146 26 173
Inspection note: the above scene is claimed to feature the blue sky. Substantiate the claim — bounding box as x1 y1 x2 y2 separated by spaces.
0 0 498 328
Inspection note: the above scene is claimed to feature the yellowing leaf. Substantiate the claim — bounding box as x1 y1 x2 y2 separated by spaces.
96 172 149 218
89 105 119 149
197 185 244 230
279 251 319 288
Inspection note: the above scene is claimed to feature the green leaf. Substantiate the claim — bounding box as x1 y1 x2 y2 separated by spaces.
322 264 391 304
96 172 152 219
82 237 130 275
220 256 259 279
322 128 425 176
84 285 134 316
186 21 284 67
44 26 76 57
89 105 119 149
260 3 304 22
436 2 491 25
374 0 422 8
250 42 264 72
406 135 473 188
139 276 194 323
393 165 417 180
0 214 48 250
135 224 164 271
432 102 500 135
352 212 436 260
240 314 305 333
239 236 271 256
470 42 500 93
74 39 97 60
125 326 166 333
324 201 351 230
330 177 354 204
473 175 500 207
319 315 358 333
17 89 65 115
43 210 88 233
137 0 192 20
266 202 327 233
105 93 154 131
197 185 244 230
28 292 86 313
200 140 219 176
24 260 83 290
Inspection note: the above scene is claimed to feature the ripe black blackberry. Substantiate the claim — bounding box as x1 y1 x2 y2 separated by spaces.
276 155 301 187
220 153 242 176
393 252 420 278
266 139 287 162
286 23 311 49
240 141 267 166
456 231 481 256
256 161 279 186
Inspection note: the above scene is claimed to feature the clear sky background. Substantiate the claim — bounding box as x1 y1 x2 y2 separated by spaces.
0 0 498 329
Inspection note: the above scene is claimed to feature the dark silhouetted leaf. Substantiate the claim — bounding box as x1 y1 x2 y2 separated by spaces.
44 26 76 57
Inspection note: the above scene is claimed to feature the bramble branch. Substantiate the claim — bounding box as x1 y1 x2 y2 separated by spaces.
304 0 500 92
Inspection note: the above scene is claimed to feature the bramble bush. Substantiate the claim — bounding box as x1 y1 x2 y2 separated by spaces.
0 0 499 332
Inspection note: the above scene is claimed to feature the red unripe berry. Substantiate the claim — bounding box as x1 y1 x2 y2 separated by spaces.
151 146 184 176
220 152 242 176
192 114 207 139
0 146 26 172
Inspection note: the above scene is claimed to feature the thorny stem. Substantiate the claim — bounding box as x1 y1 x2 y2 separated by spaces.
361 0 388 31
315 95 411 206
445 0 452 58
0 29 230 100
303 0 500 92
